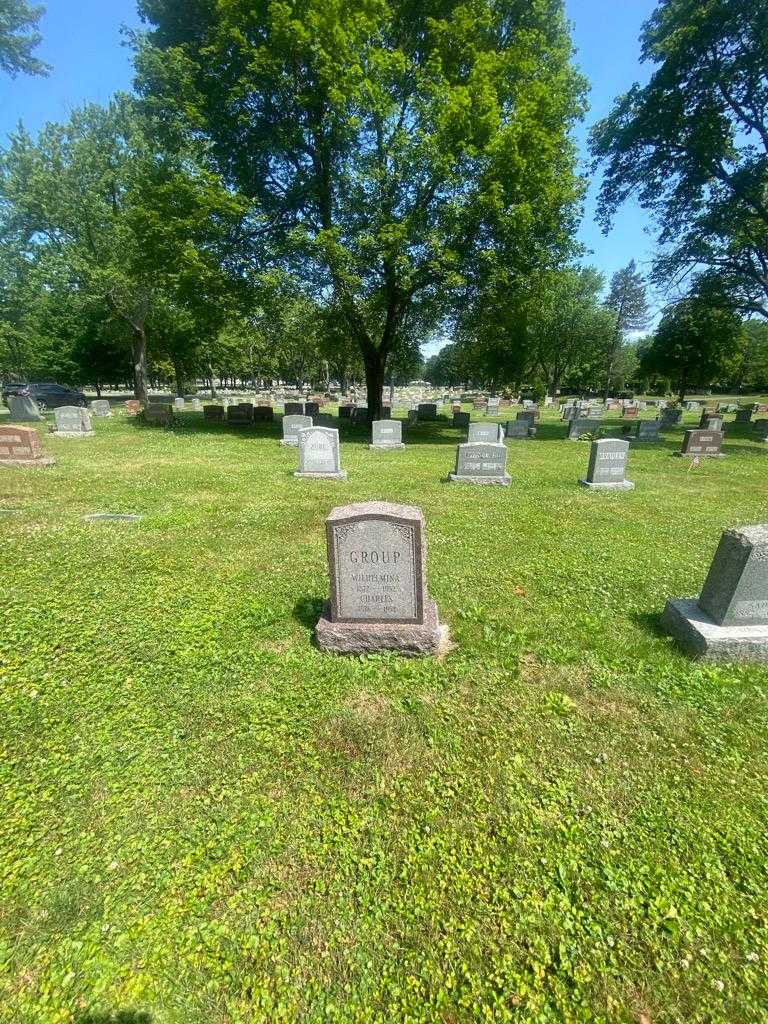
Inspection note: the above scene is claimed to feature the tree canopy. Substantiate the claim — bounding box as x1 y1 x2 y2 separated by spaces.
0 0 49 77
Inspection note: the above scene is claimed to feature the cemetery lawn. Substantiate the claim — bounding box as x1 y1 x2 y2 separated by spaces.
2 407 768 1024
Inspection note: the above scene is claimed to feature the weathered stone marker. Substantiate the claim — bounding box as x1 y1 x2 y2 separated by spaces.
203 404 224 423
660 407 682 428
253 405 274 422
144 404 174 426
735 407 753 424
448 441 510 486
281 414 313 446
453 411 470 429
505 419 532 439
579 438 634 490
124 400 141 417
284 401 305 416
567 417 597 440
295 426 347 480
0 425 55 467
315 501 449 655
370 419 405 449
662 524 768 662
633 420 660 442
467 421 504 443
90 400 112 418
227 403 254 424
174 398 185 411
7 395 43 422
53 406 94 438
418 403 437 421
753 419 768 441
677 429 724 457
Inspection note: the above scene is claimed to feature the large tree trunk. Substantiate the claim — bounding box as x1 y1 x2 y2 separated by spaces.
362 346 386 422
678 370 687 404
172 356 185 398
133 328 149 403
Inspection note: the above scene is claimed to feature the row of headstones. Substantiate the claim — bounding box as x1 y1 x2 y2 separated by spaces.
314 500 768 664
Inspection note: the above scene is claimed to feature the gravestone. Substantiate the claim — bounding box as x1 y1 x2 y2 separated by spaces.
660 407 682 427
281 414 313 446
662 524 768 662
753 419 768 441
517 411 537 428
144 404 174 426
453 411 470 429
295 426 347 480
467 421 504 443
305 401 320 418
0 425 55 467
418 403 437 421
567 418 597 440
407 409 419 426
174 398 185 411
486 397 500 415
203 404 224 423
677 429 724 457
338 404 354 419
735 407 753 424
699 414 723 432
370 419 405 450
633 420 660 442
380 405 392 419
623 406 638 419
53 406 94 437
448 442 510 486
253 405 274 422
191 398 202 412
124 400 141 417
579 438 634 490
352 406 369 425
7 395 43 422
314 501 449 655
90 400 112 418
284 401 305 416
227 403 254 425
505 419 532 439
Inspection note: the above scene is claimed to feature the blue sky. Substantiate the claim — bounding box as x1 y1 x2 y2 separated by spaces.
0 0 660 353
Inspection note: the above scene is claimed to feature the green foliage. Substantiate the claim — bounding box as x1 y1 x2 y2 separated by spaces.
136 0 587 415
591 0 768 318
641 293 744 400
1 404 768 1022
0 0 49 77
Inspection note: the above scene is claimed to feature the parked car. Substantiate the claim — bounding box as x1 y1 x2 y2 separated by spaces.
1 381 88 411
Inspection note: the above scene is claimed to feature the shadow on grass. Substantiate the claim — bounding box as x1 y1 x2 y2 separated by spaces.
293 596 325 630
630 610 669 640
75 1013 152 1024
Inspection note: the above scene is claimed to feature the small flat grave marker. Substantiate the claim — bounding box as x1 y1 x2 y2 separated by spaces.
0 425 55 467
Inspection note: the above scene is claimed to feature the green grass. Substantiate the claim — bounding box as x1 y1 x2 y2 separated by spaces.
1 406 767 1024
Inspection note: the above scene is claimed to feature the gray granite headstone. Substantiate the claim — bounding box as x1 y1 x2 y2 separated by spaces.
418 403 437 420
660 407 682 427
580 438 634 490
735 408 753 424
634 420 660 442
753 419 768 441
144 403 174 426
370 419 404 449
7 395 43 422
174 398 185 411
567 417 596 440
203 405 224 422
284 401 305 416
281 414 313 446
191 398 202 412
90 400 112 418
407 409 419 426
505 420 532 439
516 411 536 427
315 501 448 655
449 442 510 486
468 421 504 443
699 414 723 432
662 524 768 662
679 429 724 457
295 426 347 479
453 411 470 428
53 406 94 437
305 401 320 418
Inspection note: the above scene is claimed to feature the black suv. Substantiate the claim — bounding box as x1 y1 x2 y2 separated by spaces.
1 381 88 411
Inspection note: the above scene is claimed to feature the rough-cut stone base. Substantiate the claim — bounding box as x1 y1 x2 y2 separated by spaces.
672 451 726 458
294 470 348 480
0 457 55 468
579 478 635 490
52 432 95 439
661 597 768 663
280 439 299 446
447 473 511 487
315 598 450 656
369 443 406 450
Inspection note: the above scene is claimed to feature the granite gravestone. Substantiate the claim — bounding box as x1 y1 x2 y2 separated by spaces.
370 419 405 449
567 418 596 440
633 420 660 442
418 403 437 420
505 419 532 439
407 409 419 426
448 442 510 486
662 524 768 662
227 403 254 425
735 407 753 424
124 400 141 417
53 406 94 437
352 406 369 425
699 414 723 432
191 398 202 412
516 411 536 428
174 398 185 411
580 438 634 490
281 414 313 446
305 401 320 418
338 404 354 419
753 419 768 441
453 411 470 429
678 429 724 457
144 404 174 426
253 405 274 423
0 425 55 467
295 426 347 480
467 421 504 443
315 501 448 655
660 407 682 428
90 400 112 418
203 404 224 423
7 395 43 422
284 401 305 416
